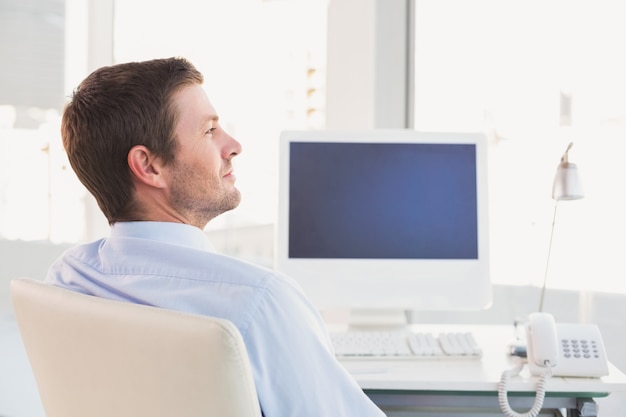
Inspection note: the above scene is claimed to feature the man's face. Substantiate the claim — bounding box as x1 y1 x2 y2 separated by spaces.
165 84 242 227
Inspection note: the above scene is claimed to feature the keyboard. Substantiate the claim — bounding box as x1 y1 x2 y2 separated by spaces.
330 330 483 360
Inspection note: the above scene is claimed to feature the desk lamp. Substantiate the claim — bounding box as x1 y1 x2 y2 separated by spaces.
538 142 584 312
502 144 584 417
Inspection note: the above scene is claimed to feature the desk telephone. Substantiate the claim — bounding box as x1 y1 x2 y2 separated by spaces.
498 312 609 417
526 312 609 378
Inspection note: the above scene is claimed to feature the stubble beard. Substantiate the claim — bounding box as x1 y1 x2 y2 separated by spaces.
170 162 242 227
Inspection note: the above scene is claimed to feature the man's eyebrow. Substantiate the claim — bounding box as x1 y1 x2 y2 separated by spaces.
197 115 219 132
202 114 219 124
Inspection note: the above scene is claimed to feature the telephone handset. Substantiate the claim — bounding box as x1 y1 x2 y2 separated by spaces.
498 312 610 417
526 312 609 378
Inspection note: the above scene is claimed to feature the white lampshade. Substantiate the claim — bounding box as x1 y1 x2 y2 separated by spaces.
551 143 584 201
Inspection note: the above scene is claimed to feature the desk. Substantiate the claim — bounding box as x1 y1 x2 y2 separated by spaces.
335 324 626 416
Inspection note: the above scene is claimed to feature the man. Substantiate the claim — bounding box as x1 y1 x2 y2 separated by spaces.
45 57 385 416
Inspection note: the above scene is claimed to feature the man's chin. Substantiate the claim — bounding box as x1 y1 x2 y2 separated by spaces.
227 189 242 211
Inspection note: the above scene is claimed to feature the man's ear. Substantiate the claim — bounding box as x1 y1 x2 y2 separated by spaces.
127 145 167 188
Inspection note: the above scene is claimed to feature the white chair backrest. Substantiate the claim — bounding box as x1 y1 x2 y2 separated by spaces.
11 278 262 417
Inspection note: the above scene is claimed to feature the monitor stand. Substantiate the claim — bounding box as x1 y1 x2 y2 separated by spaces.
321 308 410 330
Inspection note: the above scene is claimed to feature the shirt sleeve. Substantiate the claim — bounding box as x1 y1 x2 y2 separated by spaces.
242 272 386 417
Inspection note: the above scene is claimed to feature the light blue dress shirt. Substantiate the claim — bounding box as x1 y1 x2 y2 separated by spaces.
45 221 385 417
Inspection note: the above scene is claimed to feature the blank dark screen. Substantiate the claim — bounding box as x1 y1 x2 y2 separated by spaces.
288 142 478 259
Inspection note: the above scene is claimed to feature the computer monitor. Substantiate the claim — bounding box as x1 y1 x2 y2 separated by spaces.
275 130 491 317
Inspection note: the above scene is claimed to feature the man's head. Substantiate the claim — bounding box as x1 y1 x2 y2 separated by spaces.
61 57 242 228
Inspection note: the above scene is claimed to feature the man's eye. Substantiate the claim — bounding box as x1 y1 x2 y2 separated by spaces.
206 127 216 135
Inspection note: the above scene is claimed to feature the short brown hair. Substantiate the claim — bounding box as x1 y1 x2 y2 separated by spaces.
61 57 203 224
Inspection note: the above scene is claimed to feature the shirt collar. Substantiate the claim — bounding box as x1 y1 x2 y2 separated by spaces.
110 222 216 252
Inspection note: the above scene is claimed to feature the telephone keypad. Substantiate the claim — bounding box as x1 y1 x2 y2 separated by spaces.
560 338 602 360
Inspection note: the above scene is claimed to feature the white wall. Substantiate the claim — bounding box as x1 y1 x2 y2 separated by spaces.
0 240 70 318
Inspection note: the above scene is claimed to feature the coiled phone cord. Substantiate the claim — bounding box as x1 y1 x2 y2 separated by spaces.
498 360 549 417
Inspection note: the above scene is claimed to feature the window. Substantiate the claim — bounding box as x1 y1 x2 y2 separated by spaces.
5 1 624 295
0 0 87 243
413 0 626 293
0 0 327 248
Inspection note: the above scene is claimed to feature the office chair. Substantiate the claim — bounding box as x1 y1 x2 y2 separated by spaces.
10 277 262 417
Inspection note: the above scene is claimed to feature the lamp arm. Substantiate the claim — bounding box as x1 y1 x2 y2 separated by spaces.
538 200 559 312
560 142 574 163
